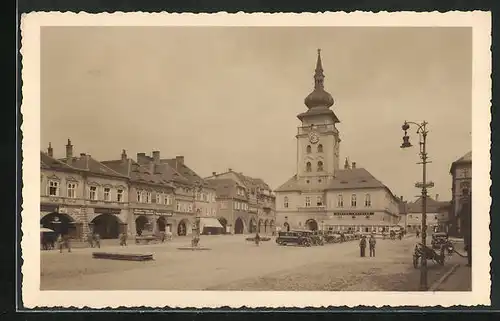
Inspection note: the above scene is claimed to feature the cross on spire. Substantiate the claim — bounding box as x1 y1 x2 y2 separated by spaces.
314 48 325 89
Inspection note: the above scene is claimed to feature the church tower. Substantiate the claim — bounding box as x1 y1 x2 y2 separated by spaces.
296 49 341 181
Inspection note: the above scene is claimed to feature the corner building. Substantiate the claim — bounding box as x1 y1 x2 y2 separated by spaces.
274 50 400 233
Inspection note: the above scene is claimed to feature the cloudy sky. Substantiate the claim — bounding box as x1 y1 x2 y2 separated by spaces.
40 26 472 201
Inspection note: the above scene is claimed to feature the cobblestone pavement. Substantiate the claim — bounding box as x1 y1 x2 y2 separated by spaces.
40 234 470 291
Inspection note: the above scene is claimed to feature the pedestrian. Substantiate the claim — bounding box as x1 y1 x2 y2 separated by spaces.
57 234 64 253
93 233 101 248
369 234 376 257
255 233 261 246
87 233 94 248
63 234 72 252
416 230 420 238
359 235 367 257
119 233 127 246
159 231 166 243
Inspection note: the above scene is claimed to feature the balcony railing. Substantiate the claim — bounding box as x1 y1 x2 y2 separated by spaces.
297 124 337 136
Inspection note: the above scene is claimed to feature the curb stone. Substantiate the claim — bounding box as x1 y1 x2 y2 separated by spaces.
429 263 460 291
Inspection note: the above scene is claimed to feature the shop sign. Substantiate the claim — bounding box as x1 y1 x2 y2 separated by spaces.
155 210 173 216
134 209 155 215
333 212 375 216
94 207 122 215
40 204 59 213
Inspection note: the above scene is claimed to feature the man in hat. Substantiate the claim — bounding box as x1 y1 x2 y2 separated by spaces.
369 234 377 257
359 235 367 257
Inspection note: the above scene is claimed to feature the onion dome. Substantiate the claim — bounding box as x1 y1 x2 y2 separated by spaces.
304 49 334 109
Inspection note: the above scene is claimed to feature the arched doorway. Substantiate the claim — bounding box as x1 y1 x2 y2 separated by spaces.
91 214 121 239
264 220 269 233
283 222 290 232
269 220 275 234
234 217 244 234
40 212 76 237
258 219 263 233
135 215 148 236
177 220 188 236
218 217 228 233
306 219 318 231
249 218 257 233
157 216 167 233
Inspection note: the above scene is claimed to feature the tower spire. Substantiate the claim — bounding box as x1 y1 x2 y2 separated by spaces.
314 48 325 89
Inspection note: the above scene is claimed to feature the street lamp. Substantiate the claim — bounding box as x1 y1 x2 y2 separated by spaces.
400 120 433 291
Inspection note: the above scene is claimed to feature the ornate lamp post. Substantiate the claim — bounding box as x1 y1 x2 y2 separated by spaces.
400 120 434 291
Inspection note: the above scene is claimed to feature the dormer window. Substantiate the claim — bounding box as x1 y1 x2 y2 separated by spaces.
317 144 323 153
306 145 312 154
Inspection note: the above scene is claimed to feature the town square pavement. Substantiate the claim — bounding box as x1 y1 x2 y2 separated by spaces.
40 234 470 291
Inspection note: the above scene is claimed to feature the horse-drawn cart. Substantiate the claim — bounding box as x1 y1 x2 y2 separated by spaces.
412 242 446 268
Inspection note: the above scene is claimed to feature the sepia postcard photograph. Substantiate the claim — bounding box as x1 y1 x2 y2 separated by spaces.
20 11 491 309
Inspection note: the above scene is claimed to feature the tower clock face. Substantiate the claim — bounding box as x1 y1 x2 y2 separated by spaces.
309 131 319 144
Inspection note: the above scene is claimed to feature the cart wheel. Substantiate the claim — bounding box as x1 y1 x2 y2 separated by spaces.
413 255 419 268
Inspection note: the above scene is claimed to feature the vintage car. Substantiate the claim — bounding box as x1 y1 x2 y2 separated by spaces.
310 231 325 246
275 231 312 247
431 232 453 254
344 233 355 241
324 232 342 244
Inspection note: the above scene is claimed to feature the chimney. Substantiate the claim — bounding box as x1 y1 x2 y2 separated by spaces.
351 162 356 169
175 156 184 166
47 142 53 157
121 149 127 161
400 196 404 201
136 152 148 165
212 171 217 176
435 194 439 201
152 151 160 164
65 139 73 164
80 153 86 157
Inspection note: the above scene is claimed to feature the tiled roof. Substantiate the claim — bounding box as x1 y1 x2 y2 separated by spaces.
59 155 127 178
41 152 79 171
406 196 451 213
275 168 386 192
207 179 237 198
101 159 175 188
454 151 472 164
162 159 212 188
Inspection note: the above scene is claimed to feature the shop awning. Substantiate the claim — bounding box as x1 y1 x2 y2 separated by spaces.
200 217 223 229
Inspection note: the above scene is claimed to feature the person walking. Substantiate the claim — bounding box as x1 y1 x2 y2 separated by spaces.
359 235 367 257
369 234 376 257
57 234 64 253
255 233 261 246
93 233 101 248
87 233 94 248
119 233 127 246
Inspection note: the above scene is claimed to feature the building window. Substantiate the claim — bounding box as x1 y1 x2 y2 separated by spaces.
146 192 152 203
306 145 311 153
317 144 323 153
48 180 59 196
188 204 193 212
156 192 163 204
364 194 371 207
316 196 323 206
117 189 123 202
176 203 181 211
284 196 289 208
212 209 216 216
66 182 76 198
351 194 357 207
337 194 344 207
306 162 312 172
104 187 111 201
136 190 141 203
141 191 146 203
305 196 311 207
89 186 97 200
317 161 323 172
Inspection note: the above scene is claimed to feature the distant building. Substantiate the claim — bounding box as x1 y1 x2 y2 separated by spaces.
41 140 130 240
274 50 400 233
205 169 276 234
404 195 450 233
449 151 472 236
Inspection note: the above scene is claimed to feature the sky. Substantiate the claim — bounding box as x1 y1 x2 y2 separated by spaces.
40 26 472 202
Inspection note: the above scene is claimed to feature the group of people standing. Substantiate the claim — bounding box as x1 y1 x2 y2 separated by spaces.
359 234 377 257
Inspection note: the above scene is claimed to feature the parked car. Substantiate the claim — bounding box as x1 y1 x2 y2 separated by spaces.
431 232 452 253
310 231 325 246
324 232 342 243
275 231 312 247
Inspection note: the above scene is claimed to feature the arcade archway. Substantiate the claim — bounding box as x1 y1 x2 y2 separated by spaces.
269 220 275 234
234 217 244 234
91 214 121 239
157 216 167 232
258 219 263 233
306 219 318 231
40 212 76 237
218 217 228 233
249 218 257 233
135 215 148 236
264 220 269 233
177 219 188 236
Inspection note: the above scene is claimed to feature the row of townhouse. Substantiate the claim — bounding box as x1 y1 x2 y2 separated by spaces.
205 169 277 235
40 139 219 240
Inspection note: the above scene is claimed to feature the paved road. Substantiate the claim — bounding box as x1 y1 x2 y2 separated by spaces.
40 234 468 291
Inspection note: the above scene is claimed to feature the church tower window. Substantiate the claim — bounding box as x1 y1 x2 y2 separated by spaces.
284 196 289 208
306 145 312 154
317 161 323 172
317 144 323 153
306 162 312 172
